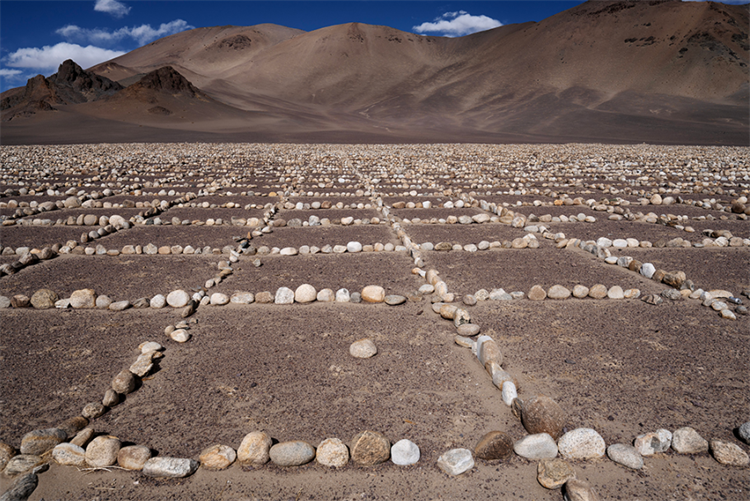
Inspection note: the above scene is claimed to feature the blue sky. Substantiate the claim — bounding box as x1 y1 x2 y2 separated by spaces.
0 0 747 93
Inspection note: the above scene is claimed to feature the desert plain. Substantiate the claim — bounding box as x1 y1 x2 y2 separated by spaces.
0 142 747 500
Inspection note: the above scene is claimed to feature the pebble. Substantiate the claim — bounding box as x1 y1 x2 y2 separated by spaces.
52 443 86 466
270 441 316 466
85 435 121 467
275 287 295 304
317 288 334 302
117 445 152 470
210 293 229 305
633 429 672 455
607 444 643 469
361 285 386 303
572 285 589 298
521 395 566 440
607 286 624 299
437 448 474 476
255 291 273 303
502 381 518 406
102 389 119 407
557 428 606 460
70 288 96 308
710 440 750 466
70 428 94 448
3 455 43 476
537 458 576 489
335 288 351 302
316 438 349 467
0 443 16 471
109 300 131 311
20 428 67 455
385 294 407 305
199 444 237 470
347 241 363 253
454 335 474 348
166 289 190 307
391 439 420 466
292 285 318 305
350 339 377 358
231 292 255 304
30 289 58 309
81 402 106 419
739 421 750 444
513 433 559 460
237 431 272 465
672 427 709 454
350 430 390 466
143 457 199 478
547 285 571 299
588 284 608 299
170 329 191 343
474 431 514 460
529 285 547 301
563 478 601 501
96 295 112 308
457 323 480 336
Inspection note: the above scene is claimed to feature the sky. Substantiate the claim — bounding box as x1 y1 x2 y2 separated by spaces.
0 0 748 93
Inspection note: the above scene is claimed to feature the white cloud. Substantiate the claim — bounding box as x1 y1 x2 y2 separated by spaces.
413 11 503 37
5 43 126 72
56 19 194 46
0 68 23 77
94 0 131 18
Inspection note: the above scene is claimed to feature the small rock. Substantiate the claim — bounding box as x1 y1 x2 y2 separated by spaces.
102 389 119 407
199 444 236 470
210 293 229 305
109 300 131 311
642 294 664 305
672 427 708 454
117 445 151 470
166 289 190 307
95 295 112 309
739 422 750 444
112 369 136 394
547 285 571 300
588 284 608 299
437 448 474 476
564 478 601 501
70 428 94 448
529 285 547 301
513 433 558 460
558 428 605 460
521 395 566 440
52 443 86 466
170 329 191 343
270 441 316 466
295 284 317 303
316 438 349 468
55 416 88 439
474 431 514 460
502 381 518 406
633 429 671 456
537 458 576 489
607 444 643 469
350 339 377 358
70 289 96 308
85 435 121 467
20 428 66 455
385 294 407 305
143 457 199 478
391 439 420 466
710 440 749 466
572 285 589 298
361 285 386 303
350 430 390 466
81 402 106 419
607 286 624 299
30 289 58 309
457 323 480 336
237 431 272 465
275 287 295 304
0 443 16 471
3 455 42 476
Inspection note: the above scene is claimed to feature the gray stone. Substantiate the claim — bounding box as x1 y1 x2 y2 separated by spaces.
52 443 86 466
20 428 66 455
3 455 42 476
335 288 351 302
739 422 750 444
607 444 643 469
385 295 407 305
633 429 671 456
672 427 708 454
437 448 474 475
391 439 420 466
270 441 316 466
457 323 480 336
564 478 601 501
513 433 559 460
548 285 571 300
70 289 96 308
102 389 119 407
142 457 199 478
350 339 377 358
0 467 42 500
558 428 605 460
109 300 131 311
275 287 295 304
112 370 136 394
81 402 106 419
30 289 58 309
316 438 349 468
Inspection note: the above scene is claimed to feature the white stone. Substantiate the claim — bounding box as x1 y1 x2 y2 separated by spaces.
350 339 377 358
347 241 363 253
391 439 420 466
166 290 190 308
142 457 198 478
335 288 351 302
640 263 656 279
502 381 517 406
150 294 166 308
275 287 295 304
437 448 474 476
210 293 229 305
558 428 606 460
514 433 558 460
295 284 317 303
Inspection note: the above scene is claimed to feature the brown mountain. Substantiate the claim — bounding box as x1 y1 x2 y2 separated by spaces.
2 0 748 145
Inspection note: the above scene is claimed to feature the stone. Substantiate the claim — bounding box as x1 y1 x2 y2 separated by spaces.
514 433 559 460
209 293 229 305
81 402 106 419
607 444 643 469
739 422 750 444
238 431 272 465
112 369 136 394
295 284 317 303
385 294 407 305
109 300 131 311
474 431 514 460
437 448 474 475
558 428 606 460
361 285 386 303
85 435 121 467
588 284 608 299
70 289 96 308
457 323 480 336
117 445 152 470
502 381 518 406
102 389 119 407
350 339 377 358
30 289 58 309
572 285 589 298
564 479 601 501
231 292 255 304
166 289 190 307
279 247 298 256
3 455 43 476
478 338 503 367
170 329 191 343
607 286 624 299
672 427 708 454
710 440 749 466
199 444 236 470
521 395 566 440
0 443 16 471
642 294 664 305
347 241 363 253
391 439 420 466
52 443 86 466
143 457 199 478
54 416 88 440
275 287 295 304
270 441 316 466
20 428 66 455
70 428 94 448
255 291 273 303
316 438 349 467
529 285 546 301
548 285 571 299
351 431 390 466
335 288 351 302
96 295 113 309
537 458 575 489
633 429 672 456
10 295 30 308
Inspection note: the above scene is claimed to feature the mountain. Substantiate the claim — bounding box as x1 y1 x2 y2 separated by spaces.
2 0 748 145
